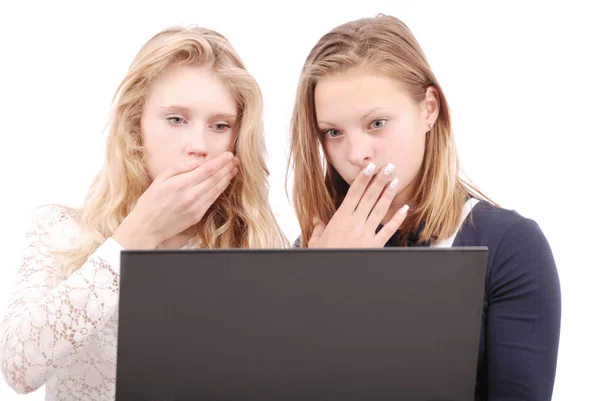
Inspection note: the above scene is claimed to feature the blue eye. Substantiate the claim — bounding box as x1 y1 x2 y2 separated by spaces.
370 119 388 129
324 129 342 138
212 123 231 132
167 116 186 125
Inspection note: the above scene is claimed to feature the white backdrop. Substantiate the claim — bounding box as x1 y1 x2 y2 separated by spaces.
0 1 598 400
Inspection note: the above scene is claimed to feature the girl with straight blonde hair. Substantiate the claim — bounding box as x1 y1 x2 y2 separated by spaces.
0 25 287 400
288 14 560 400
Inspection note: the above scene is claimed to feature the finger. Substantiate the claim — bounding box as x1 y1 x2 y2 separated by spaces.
364 177 399 233
209 169 236 203
189 168 238 223
308 218 326 247
156 157 202 182
337 162 377 215
374 204 410 246
194 159 238 191
184 151 235 185
194 166 239 212
354 163 396 219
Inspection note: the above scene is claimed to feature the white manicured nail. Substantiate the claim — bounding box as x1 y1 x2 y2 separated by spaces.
383 163 395 176
401 204 410 214
364 162 376 176
389 178 399 189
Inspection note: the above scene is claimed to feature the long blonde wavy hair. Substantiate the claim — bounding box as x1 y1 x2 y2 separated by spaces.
288 14 494 247
61 25 288 274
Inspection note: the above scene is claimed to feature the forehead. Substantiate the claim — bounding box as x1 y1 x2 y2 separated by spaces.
314 70 414 120
146 63 237 113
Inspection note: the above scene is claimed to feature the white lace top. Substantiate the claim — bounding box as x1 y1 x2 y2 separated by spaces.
0 205 196 400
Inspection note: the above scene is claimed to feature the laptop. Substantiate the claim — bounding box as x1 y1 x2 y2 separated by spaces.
115 247 487 401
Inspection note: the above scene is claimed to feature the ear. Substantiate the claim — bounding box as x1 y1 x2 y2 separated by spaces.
421 86 440 133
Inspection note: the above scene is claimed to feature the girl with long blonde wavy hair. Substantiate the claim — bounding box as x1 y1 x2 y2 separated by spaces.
288 14 560 401
0 25 286 400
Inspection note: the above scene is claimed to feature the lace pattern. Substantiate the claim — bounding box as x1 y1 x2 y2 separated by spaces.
1 205 125 400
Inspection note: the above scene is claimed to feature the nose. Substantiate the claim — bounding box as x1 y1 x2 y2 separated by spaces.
346 131 373 168
186 128 208 159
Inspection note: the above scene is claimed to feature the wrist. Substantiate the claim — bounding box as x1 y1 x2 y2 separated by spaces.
112 213 160 250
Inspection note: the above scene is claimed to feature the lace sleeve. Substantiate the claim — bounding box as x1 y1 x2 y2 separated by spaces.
0 205 123 394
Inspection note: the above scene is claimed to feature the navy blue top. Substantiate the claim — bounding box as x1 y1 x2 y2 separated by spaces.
295 200 561 400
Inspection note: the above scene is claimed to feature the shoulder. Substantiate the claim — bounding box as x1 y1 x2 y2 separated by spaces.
25 204 83 250
29 204 80 230
458 200 559 294
470 199 526 229
31 204 79 222
457 199 548 248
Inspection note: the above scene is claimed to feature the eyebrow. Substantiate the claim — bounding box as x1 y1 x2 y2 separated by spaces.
210 113 238 121
160 105 237 121
317 107 386 127
360 107 386 121
160 105 192 114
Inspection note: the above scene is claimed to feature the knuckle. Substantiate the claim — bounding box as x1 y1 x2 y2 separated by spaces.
361 193 375 204
181 191 195 207
205 165 216 176
370 207 383 218
211 171 223 184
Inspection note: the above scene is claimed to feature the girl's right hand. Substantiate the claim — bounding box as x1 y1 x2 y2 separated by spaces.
112 152 239 249
308 162 409 249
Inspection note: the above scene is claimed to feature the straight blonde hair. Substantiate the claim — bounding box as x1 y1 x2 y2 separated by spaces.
287 14 493 247
60 25 288 274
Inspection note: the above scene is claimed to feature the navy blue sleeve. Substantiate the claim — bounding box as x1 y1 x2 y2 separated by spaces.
483 218 561 401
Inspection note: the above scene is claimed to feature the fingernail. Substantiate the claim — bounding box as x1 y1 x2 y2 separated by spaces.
389 178 399 189
383 163 395 176
363 162 376 176
401 204 410 214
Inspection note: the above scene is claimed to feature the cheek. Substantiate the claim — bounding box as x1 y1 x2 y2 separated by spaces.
218 132 236 151
322 141 343 167
203 132 237 160
322 142 353 181
383 132 426 176
226 132 237 151
143 122 174 153
143 147 175 180
142 135 181 175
